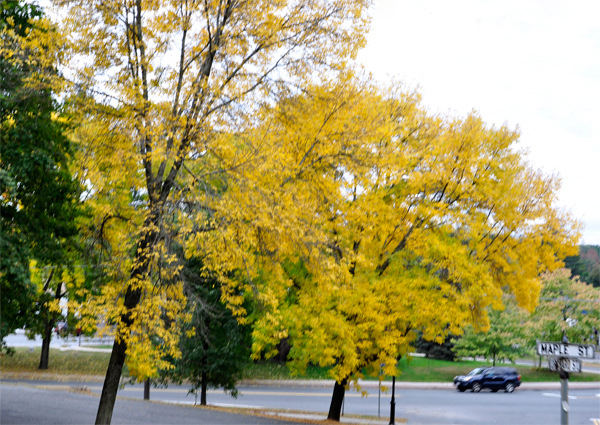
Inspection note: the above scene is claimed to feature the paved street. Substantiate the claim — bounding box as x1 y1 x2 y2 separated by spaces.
3 332 599 424
2 379 599 424
0 383 295 425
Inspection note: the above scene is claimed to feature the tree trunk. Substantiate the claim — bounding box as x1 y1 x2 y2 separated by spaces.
38 321 53 369
95 212 156 424
95 338 128 425
493 352 496 367
144 378 150 400
95 283 144 424
327 378 347 422
200 315 210 406
201 371 208 406
39 275 61 370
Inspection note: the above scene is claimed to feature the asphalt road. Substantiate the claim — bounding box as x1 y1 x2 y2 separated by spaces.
2 379 599 424
0 383 295 425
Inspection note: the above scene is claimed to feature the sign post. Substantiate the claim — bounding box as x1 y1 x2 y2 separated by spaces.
560 372 568 425
536 341 595 425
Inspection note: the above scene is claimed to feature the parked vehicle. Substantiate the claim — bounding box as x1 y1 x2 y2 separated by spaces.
454 367 521 393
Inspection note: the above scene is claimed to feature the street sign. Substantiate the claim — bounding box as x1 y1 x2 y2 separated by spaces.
548 357 582 373
536 341 596 359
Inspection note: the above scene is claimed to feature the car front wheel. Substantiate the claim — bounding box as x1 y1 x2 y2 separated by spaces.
472 383 481 393
505 383 515 393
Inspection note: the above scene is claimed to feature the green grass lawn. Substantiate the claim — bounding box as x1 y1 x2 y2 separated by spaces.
384 356 600 383
2 348 598 383
1 347 110 376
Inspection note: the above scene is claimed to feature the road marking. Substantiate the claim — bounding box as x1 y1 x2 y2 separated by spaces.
541 393 577 399
589 419 600 425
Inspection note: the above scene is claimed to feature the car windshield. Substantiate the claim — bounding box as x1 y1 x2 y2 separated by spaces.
467 368 486 376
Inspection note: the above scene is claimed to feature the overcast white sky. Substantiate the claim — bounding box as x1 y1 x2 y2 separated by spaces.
357 0 600 245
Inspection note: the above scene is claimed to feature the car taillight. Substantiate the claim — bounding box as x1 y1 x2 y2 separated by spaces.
518 375 521 380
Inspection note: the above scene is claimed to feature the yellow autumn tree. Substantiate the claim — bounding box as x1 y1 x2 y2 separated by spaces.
221 81 581 420
54 1 371 423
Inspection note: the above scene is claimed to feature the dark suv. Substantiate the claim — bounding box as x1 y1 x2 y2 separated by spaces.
454 367 521 393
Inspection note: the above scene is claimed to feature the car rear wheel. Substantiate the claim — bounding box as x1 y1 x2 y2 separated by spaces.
472 383 481 393
505 383 515 393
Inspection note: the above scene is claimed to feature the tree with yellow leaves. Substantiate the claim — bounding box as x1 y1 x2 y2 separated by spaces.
54 1 371 423
233 82 580 420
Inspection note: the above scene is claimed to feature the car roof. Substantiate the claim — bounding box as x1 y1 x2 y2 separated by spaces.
487 367 518 373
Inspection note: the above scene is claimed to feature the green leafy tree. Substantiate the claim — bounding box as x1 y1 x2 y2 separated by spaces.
452 301 529 366
0 1 80 356
528 268 600 346
158 257 251 405
415 333 457 361
564 245 600 288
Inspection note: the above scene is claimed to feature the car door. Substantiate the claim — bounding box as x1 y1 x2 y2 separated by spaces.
481 369 497 389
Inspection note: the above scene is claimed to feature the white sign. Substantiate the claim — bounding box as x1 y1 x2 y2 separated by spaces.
536 341 596 359
548 357 582 373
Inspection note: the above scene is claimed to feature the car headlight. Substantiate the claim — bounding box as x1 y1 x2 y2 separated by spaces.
464 376 472 381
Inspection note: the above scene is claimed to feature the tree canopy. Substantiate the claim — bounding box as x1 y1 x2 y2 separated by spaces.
228 81 580 419
452 300 529 366
0 0 80 349
529 268 600 345
17 1 582 423
53 1 371 423
565 245 600 288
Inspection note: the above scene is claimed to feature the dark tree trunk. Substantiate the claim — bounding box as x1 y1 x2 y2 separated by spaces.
95 279 144 424
201 370 208 405
200 319 209 406
327 378 347 422
493 352 496 367
95 338 128 425
95 208 156 424
39 269 57 370
144 378 150 400
38 321 53 369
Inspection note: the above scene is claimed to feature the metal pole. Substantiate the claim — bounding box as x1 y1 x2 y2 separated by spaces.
378 380 381 418
560 369 569 425
144 378 150 400
379 363 383 418
389 376 396 425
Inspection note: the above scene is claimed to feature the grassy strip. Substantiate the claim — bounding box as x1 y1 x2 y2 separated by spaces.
1 347 109 376
241 361 331 380
2 348 598 383
386 356 600 383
